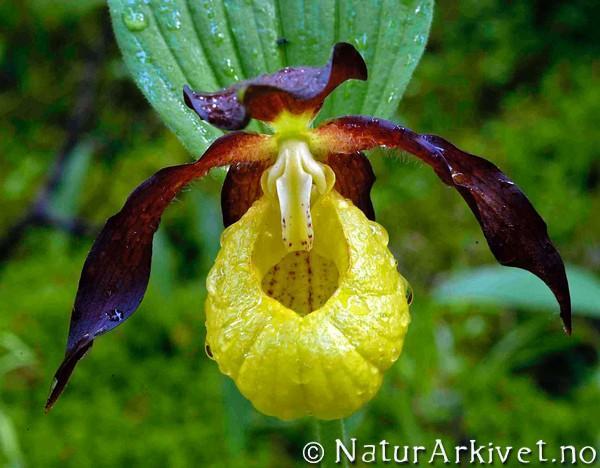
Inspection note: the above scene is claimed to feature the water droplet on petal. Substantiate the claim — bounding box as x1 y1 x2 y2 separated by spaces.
106 308 124 322
205 343 215 360
122 6 148 32
451 172 467 184
499 179 515 188
405 282 414 305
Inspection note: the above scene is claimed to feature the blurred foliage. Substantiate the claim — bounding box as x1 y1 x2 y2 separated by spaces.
0 0 599 467
0 333 35 468
434 264 600 318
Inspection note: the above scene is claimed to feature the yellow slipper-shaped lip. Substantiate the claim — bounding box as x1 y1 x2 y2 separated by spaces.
205 191 411 420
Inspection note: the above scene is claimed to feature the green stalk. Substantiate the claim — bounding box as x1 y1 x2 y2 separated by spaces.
314 418 349 468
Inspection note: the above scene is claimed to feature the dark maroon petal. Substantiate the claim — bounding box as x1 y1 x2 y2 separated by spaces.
45 132 273 411
221 161 270 227
183 42 367 131
316 116 571 334
183 85 249 132
327 152 376 221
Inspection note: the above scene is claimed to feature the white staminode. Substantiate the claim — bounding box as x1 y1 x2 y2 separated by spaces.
262 140 335 252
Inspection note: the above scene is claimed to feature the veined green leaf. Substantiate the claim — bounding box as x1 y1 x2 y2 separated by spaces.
108 0 433 155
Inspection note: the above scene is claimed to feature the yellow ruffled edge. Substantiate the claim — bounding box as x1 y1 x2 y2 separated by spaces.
205 191 410 420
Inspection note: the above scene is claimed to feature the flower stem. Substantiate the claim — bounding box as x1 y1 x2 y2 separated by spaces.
314 418 349 468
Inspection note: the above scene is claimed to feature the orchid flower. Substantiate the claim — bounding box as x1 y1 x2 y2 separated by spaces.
46 43 570 420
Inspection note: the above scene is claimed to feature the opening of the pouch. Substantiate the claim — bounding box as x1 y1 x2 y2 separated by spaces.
261 250 340 315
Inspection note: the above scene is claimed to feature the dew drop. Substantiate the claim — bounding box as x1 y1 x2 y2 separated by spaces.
451 172 467 184
413 33 425 45
214 32 225 46
222 58 239 80
157 0 182 30
405 282 414 305
122 6 148 32
203 3 216 20
361 33 368 47
135 49 150 64
106 308 124 322
138 70 155 98
205 343 215 360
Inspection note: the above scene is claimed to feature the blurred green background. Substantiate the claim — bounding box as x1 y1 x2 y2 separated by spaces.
1 0 599 466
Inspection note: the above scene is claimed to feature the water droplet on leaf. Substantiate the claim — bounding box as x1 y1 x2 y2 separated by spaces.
414 33 425 45
135 49 150 64
157 0 182 30
214 32 225 46
122 7 148 32
222 59 239 80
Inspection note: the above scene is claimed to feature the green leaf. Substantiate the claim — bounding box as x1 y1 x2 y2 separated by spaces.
150 228 177 296
433 265 600 318
0 407 24 468
49 140 94 218
107 0 433 155
0 332 35 378
0 333 33 467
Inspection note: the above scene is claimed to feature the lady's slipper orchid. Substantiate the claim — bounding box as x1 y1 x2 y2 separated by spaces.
46 43 571 420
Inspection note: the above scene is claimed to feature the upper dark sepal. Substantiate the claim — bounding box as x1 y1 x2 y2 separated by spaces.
183 85 250 132
45 132 272 411
316 116 572 334
183 42 367 131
